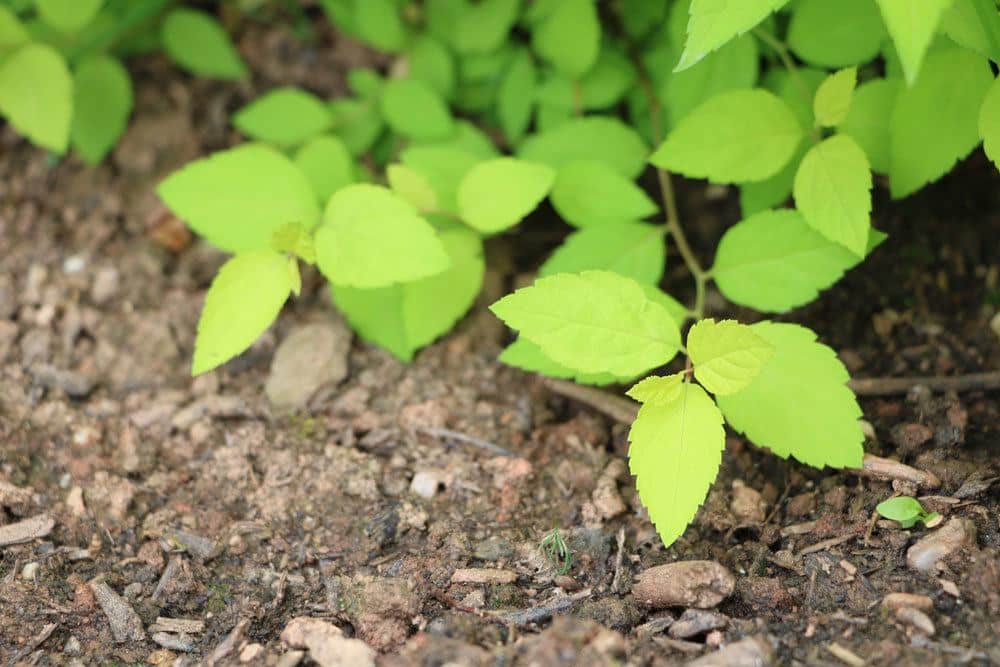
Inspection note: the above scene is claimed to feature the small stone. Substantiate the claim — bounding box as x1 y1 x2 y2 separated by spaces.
151 632 195 652
554 575 581 592
668 609 727 639
64 636 82 655
731 480 766 522
460 589 486 609
939 579 960 597
266 321 352 410
451 568 518 584
895 606 935 636
240 643 266 662
409 471 442 500
281 617 374 667
906 518 976 573
882 592 933 611
89 579 146 643
632 561 735 609
168 529 219 561
687 636 774 666
592 460 627 520
91 267 120 304
22 562 39 580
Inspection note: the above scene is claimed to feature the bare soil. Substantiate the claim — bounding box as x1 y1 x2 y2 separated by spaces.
1 21 999 667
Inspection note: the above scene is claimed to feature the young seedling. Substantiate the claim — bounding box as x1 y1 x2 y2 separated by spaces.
876 496 942 529
539 527 572 576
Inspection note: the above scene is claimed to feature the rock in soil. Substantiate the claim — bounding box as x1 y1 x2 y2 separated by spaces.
882 592 933 611
686 636 774 666
281 617 374 667
730 480 766 522
266 320 352 410
89 579 146 643
906 518 977 573
895 606 936 636
632 561 735 609
669 609 728 639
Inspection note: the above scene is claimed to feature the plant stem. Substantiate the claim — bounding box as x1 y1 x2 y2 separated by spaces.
752 28 813 107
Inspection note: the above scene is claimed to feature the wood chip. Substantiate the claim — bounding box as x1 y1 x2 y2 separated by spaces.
149 617 205 634
938 579 960 597
895 606 935 635
780 521 816 536
882 592 933 611
861 454 940 490
800 534 854 556
89 579 146 643
0 514 54 547
826 642 866 666
450 568 518 584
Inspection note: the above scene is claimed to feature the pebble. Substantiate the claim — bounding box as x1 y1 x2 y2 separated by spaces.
21 562 39 580
266 321 352 410
168 529 219 561
730 480 766 522
89 579 146 643
0 514 55 547
895 606 936 635
451 568 518 584
591 460 627 520
906 518 977 573
151 631 195 652
281 617 374 667
64 636 82 655
669 609 728 639
882 592 933 612
409 471 442 499
632 561 736 609
687 636 774 666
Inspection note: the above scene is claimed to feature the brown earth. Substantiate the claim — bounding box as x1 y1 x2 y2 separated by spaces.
1 19 999 667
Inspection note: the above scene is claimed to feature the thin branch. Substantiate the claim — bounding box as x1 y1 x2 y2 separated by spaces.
417 426 514 458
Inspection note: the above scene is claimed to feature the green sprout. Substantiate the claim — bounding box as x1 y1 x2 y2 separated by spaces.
539 527 572 575
876 496 941 528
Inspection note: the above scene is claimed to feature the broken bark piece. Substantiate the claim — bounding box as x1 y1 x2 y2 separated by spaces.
861 454 941 490
89 579 146 643
0 514 54 547
450 568 518 584
149 617 205 634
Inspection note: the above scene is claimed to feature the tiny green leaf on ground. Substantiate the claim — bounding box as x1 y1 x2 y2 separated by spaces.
629 383 726 548
315 184 450 288
157 144 320 253
457 158 555 233
688 319 775 396
162 8 247 79
550 160 659 228
0 43 72 153
192 251 293 375
234 88 333 147
490 270 681 377
717 322 864 469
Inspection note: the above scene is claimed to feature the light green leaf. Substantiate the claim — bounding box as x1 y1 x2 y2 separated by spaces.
517 116 649 179
315 184 450 288
712 209 874 312
579 46 638 110
651 89 802 184
415 119 500 159
348 68 383 99
353 0 406 52
408 36 455 100
876 496 924 525
455 0 520 54
739 141 806 216
876 0 953 85
0 7 29 51
980 75 1000 170
626 373 684 406
162 8 247 80
490 270 681 377
813 67 857 128
329 98 383 156
294 135 354 204
628 383 725 548
763 66 827 130
787 0 885 67
532 0 600 77
889 48 992 198
621 0 669 40
457 158 555 233
332 228 484 361
498 49 536 145
688 318 774 396
840 78 902 174
192 250 292 375
539 221 666 285
499 338 633 386
387 164 439 212
157 144 319 253
550 160 658 228
642 284 691 327
940 0 1000 62
676 0 788 71
380 77 454 141
716 322 864 469
793 134 872 256
233 88 333 147
36 0 103 33
0 44 71 152
70 54 131 164
401 146 482 214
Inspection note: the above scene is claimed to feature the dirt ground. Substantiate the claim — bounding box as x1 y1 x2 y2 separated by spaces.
1 21 999 667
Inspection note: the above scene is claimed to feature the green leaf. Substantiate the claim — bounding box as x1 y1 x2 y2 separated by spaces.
717 322 864 469
793 134 872 256
876 0 952 84
550 160 658 228
408 36 456 100
628 383 725 548
455 0 519 54
415 119 500 159
294 135 355 204
162 8 247 80
517 116 649 179
840 78 902 174
940 0 1000 62
980 75 1000 170
70 54 131 164
539 221 666 285
353 0 406 52
626 373 684 406
579 46 638 110
0 7 29 51
712 209 873 312
676 0 788 71
387 164 439 212
490 270 681 377
380 77 454 141
787 0 885 68
233 88 333 147
457 158 555 233
315 184 450 288
621 0 669 40
499 338 632 386
763 66 827 130
813 67 857 128
876 496 924 525
329 98 384 156
651 89 802 184
36 0 103 33
192 251 292 375
157 144 319 253
332 228 484 361
348 68 383 99
688 319 774 396
531 0 600 77
889 48 993 198
642 285 691 327
739 141 806 216
401 146 482 214
0 44 71 152
498 49 536 145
